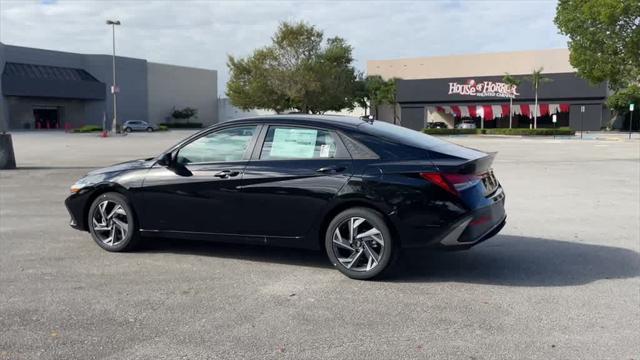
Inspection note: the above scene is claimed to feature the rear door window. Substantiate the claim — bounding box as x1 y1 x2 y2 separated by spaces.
259 126 344 160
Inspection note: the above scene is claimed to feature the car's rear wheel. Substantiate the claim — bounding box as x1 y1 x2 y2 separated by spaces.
124 127 132 133
325 207 394 280
146 127 153 132
88 192 139 252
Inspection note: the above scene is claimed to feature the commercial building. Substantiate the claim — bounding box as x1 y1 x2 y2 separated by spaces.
368 49 610 131
0 42 217 131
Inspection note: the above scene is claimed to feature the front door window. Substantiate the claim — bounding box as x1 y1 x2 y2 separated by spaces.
177 126 257 164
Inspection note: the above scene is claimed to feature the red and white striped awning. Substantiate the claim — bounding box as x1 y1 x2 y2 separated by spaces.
431 103 570 121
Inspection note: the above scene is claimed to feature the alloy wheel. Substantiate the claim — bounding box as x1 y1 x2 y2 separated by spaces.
91 200 128 246
331 217 385 272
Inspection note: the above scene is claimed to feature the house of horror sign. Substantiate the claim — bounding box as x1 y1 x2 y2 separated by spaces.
448 79 519 98
397 73 607 106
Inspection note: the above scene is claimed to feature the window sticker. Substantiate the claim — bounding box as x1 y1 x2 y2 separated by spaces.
319 144 331 158
270 128 318 158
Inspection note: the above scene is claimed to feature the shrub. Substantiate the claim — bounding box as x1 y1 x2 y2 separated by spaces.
171 107 198 121
481 127 575 136
159 122 203 129
422 127 575 136
157 125 169 132
422 128 477 135
73 125 103 133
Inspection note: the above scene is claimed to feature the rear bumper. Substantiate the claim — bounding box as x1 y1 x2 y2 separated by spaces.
396 185 506 249
438 187 506 249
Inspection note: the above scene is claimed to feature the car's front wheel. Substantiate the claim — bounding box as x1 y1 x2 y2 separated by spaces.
124 127 132 133
325 207 395 280
88 192 139 252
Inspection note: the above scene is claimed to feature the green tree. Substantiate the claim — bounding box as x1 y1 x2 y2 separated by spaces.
502 73 521 129
555 0 639 90
555 0 640 124
607 85 640 112
527 67 552 129
355 75 398 123
227 22 358 114
606 84 640 130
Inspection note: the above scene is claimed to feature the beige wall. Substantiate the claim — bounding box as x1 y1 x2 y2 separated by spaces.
368 49 574 80
147 62 218 126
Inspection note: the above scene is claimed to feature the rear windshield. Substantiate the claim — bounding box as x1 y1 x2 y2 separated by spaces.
358 120 486 160
357 120 451 149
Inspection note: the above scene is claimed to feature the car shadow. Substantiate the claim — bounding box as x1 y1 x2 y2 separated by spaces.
141 237 331 269
389 235 640 286
140 235 640 287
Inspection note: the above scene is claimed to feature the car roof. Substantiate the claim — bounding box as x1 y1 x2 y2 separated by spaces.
218 114 366 130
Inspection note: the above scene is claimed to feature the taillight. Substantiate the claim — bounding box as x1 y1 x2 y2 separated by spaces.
420 172 481 196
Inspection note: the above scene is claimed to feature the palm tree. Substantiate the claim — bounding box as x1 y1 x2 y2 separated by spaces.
527 67 552 129
502 73 521 129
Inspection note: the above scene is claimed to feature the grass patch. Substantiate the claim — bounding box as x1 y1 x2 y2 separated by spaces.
72 125 103 133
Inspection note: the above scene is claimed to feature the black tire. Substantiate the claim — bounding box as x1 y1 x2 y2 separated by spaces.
146 127 153 132
325 207 395 280
88 192 140 252
124 127 132 133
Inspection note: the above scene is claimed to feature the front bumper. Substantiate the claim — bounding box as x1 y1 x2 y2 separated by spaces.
65 192 90 231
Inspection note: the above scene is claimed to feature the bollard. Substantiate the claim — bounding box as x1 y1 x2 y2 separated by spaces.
0 133 17 169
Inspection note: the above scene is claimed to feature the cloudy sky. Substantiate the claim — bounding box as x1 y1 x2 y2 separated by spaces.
0 0 568 93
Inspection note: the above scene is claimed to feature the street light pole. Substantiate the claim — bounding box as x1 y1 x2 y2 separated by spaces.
106 20 121 134
630 103 635 140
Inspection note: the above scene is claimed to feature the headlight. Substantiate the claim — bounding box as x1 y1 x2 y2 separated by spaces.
69 174 106 193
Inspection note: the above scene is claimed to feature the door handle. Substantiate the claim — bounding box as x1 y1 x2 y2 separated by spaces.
316 165 346 174
213 170 240 178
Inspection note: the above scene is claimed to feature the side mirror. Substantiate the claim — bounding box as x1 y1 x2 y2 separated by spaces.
157 152 173 167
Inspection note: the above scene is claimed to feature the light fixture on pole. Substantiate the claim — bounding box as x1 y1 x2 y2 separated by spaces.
106 19 121 134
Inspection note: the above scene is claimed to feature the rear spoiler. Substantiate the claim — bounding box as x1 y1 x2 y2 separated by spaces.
429 151 497 175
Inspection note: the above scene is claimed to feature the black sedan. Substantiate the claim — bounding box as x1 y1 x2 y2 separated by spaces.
66 115 506 279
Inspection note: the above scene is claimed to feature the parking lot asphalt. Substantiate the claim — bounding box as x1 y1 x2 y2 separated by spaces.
1 130 639 359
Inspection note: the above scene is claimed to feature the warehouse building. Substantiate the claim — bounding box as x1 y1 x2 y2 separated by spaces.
0 42 217 131
368 49 610 131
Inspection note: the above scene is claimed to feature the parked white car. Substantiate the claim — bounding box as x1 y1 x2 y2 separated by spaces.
456 120 477 129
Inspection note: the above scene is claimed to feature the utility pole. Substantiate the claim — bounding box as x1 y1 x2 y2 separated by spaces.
106 20 121 134
533 82 538 129
630 103 635 140
580 105 585 140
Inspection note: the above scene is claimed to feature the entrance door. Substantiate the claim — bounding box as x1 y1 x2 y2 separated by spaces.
33 108 60 129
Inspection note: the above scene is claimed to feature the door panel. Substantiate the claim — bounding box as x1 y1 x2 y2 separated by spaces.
140 162 247 234
239 124 353 239
239 159 353 238
139 124 259 235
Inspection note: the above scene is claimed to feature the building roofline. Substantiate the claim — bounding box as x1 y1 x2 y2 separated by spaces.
1 42 215 72
367 48 570 63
